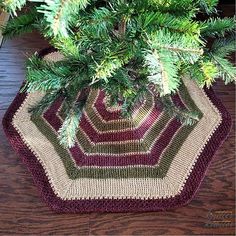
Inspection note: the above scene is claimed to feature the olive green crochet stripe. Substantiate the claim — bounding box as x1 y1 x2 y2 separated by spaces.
58 84 198 154
157 82 203 177
58 89 169 154
59 110 169 154
31 83 202 179
180 82 202 114
32 115 163 179
59 89 155 132
87 112 170 154
31 112 171 179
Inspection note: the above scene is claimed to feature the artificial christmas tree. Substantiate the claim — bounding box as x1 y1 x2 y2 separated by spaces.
1 0 235 146
1 0 235 212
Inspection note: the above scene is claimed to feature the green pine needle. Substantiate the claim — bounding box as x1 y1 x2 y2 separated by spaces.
28 90 61 115
58 99 86 148
161 95 200 126
145 49 180 96
201 17 236 38
0 0 27 15
198 0 219 14
210 34 236 58
212 56 236 84
2 10 38 38
38 0 90 36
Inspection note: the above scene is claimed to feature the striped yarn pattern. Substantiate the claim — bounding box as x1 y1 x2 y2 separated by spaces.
2 49 232 213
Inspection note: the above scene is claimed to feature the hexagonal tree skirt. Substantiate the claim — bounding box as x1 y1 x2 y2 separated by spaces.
2 49 232 213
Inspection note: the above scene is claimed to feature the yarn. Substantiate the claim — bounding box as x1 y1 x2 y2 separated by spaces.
2 49 232 213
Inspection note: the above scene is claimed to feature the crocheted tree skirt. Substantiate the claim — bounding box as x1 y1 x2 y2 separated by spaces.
2 49 232 213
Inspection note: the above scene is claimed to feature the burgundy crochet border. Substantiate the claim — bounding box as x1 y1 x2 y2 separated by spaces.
2 48 232 213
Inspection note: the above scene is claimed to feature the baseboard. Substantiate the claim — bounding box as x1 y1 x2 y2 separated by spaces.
0 10 9 47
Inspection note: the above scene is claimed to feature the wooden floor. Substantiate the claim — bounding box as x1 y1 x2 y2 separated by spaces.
0 8 235 236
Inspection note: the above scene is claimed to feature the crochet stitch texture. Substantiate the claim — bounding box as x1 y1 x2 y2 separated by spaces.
2 49 232 213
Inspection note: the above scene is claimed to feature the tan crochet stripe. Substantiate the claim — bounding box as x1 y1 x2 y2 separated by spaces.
54 111 170 155
30 80 198 176
103 95 122 112
12 78 222 200
90 89 149 122
57 88 155 134
44 52 65 62
53 87 169 155
82 89 155 132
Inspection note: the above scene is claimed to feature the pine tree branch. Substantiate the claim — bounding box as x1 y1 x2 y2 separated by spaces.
38 0 90 36
209 34 236 58
145 49 179 95
145 29 203 64
160 95 200 125
211 56 236 84
136 11 201 36
162 45 204 55
2 9 38 38
198 0 218 14
0 0 27 15
201 17 236 38
58 98 86 148
28 90 62 115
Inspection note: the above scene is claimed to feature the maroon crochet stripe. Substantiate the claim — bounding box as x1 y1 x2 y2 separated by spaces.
2 48 232 212
40 76 183 166
93 91 121 121
172 93 186 108
44 104 180 166
43 93 182 166
44 98 161 142
80 107 161 142
40 72 185 167
75 119 180 166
